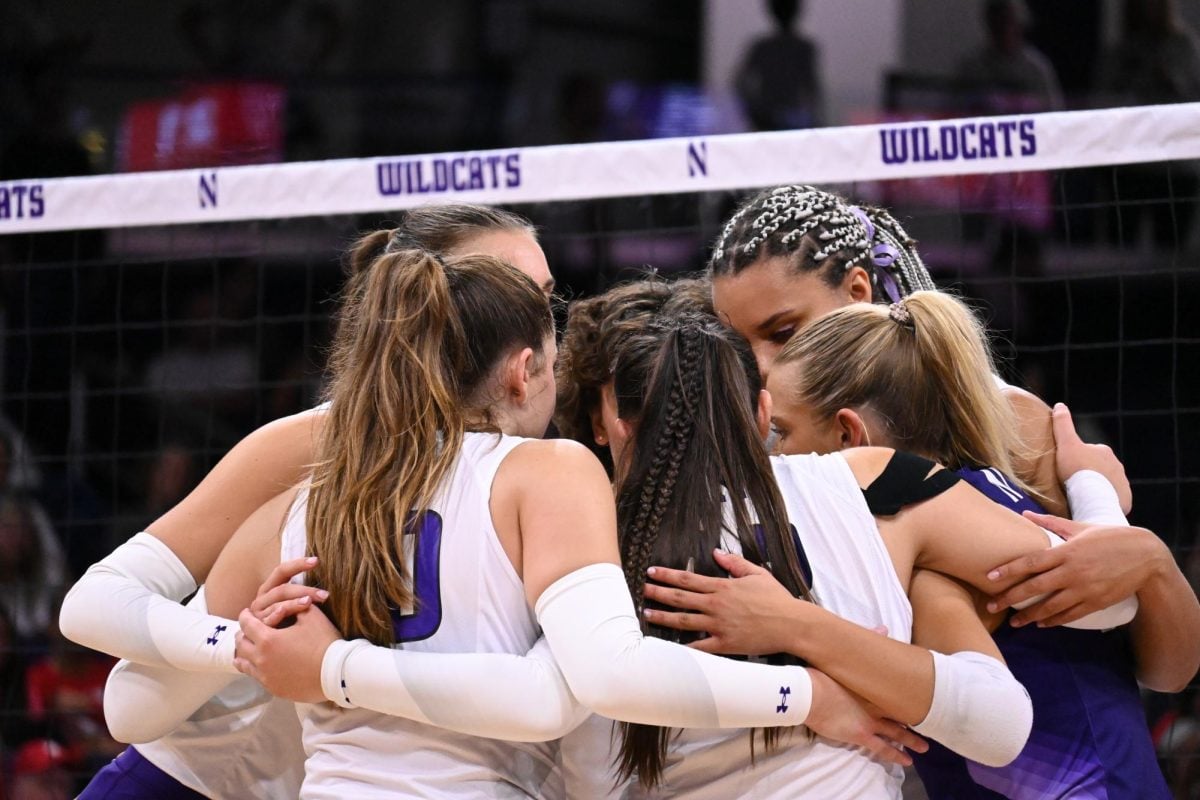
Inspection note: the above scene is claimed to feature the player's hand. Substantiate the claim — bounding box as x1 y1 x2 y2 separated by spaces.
250 557 329 628
1051 403 1132 514
641 549 801 656
985 512 1168 627
804 668 927 767
235 605 340 703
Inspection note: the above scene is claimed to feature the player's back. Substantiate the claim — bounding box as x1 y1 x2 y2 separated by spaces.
283 431 560 799
619 451 908 799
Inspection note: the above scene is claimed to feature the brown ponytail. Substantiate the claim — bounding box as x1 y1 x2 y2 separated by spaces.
308 248 552 645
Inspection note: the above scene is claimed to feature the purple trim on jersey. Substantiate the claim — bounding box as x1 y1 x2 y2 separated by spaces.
910 466 1169 800
955 465 1043 515
78 747 208 800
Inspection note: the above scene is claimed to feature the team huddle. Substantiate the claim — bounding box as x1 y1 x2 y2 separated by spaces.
58 187 1200 799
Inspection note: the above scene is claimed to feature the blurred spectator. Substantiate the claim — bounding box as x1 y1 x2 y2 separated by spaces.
1154 686 1200 799
0 493 66 644
735 0 824 130
1095 0 1200 108
110 444 198 540
25 631 119 782
143 289 256 409
0 424 34 493
1092 0 1199 250
7 739 74 800
265 352 319 422
956 0 1063 112
0 606 35 749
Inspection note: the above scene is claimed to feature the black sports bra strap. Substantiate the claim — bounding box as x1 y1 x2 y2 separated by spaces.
861 450 962 516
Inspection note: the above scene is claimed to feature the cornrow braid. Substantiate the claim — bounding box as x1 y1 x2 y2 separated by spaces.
619 326 705 606
709 184 936 301
613 313 813 789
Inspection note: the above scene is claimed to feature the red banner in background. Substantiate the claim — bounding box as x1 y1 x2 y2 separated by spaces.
118 83 285 172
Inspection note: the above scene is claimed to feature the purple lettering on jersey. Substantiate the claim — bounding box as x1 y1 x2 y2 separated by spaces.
750 523 813 587
391 510 444 643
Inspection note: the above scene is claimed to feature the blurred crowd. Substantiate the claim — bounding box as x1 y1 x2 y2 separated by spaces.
1 0 1199 796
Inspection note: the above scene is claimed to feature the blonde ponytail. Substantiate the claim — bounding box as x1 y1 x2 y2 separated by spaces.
777 291 1035 495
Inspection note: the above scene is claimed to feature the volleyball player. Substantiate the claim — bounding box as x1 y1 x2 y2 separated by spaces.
221 277 1064 798
61 205 558 798
645 292 1200 798
707 184 1084 517
196 247 933 798
582 305 1155 797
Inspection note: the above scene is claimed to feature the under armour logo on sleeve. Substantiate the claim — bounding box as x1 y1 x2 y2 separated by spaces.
206 624 228 646
777 686 791 713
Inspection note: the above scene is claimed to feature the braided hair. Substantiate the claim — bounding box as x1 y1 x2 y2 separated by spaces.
611 312 813 788
708 185 936 302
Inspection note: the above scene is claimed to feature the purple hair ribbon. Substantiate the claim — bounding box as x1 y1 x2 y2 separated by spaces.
849 206 903 303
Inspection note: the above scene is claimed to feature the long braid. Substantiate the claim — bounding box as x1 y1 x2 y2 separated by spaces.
614 315 813 789
710 184 936 301
619 328 704 606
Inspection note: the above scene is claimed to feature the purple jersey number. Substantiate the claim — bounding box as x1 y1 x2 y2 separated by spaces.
751 523 814 587
390 510 444 643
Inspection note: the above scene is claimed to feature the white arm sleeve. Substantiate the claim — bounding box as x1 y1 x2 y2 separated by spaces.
321 635 589 742
1064 469 1129 527
912 650 1033 767
59 532 239 672
1010 527 1139 630
102 587 242 743
535 563 812 728
1010 470 1138 630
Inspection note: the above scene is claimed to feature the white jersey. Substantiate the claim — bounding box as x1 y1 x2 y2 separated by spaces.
281 432 561 799
566 451 911 800
135 685 305 799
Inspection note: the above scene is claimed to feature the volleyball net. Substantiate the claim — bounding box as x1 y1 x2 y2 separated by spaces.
1 101 1198 775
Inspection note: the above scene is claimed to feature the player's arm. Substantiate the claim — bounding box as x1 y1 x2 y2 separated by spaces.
515 440 923 764
102 589 244 743
981 405 1200 689
59 410 324 666
841 447 1137 630
101 487 297 743
642 555 1030 767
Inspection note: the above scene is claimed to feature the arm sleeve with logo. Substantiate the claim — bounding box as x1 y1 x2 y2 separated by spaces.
59 532 239 672
536 563 813 728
